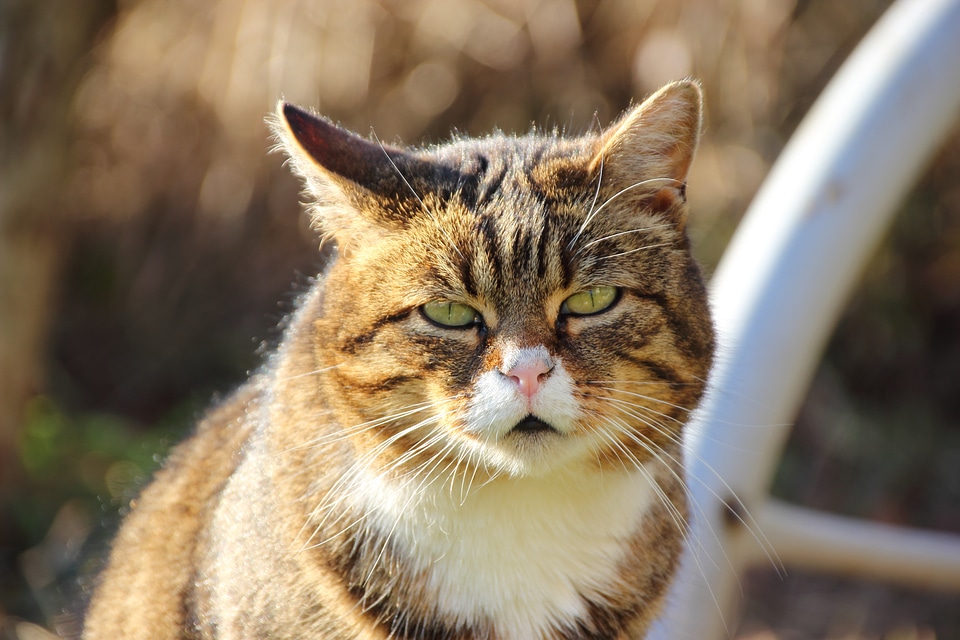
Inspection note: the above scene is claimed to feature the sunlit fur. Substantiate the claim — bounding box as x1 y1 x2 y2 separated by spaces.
83 81 715 640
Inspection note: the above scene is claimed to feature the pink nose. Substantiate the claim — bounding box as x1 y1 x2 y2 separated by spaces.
504 360 552 399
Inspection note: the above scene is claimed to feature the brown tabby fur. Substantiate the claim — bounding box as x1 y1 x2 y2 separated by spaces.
83 80 714 640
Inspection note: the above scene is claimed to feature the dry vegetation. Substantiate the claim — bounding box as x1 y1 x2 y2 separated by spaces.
2 0 959 638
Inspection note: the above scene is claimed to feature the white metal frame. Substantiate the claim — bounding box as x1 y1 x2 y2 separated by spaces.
651 0 960 637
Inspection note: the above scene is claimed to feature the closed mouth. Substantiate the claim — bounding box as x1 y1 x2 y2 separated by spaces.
509 415 557 436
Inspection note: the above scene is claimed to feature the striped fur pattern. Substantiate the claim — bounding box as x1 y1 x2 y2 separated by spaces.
83 81 714 640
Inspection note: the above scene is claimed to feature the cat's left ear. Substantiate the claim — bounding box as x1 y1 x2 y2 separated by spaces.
593 80 702 228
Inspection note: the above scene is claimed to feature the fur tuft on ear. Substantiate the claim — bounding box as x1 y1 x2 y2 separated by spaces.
592 80 702 227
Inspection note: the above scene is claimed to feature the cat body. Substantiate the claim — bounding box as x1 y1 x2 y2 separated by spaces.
83 81 714 640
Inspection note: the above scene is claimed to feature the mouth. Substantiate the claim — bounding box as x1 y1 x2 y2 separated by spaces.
508 415 557 436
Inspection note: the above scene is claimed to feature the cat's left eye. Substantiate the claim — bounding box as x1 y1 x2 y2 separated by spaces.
560 286 619 316
421 301 480 328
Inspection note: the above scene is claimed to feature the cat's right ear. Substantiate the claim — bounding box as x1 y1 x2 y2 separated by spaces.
271 102 425 248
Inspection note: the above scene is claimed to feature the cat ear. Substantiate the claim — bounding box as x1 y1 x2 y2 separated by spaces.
272 102 428 247
592 80 702 228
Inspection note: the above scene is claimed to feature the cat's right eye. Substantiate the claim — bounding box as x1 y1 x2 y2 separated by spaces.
421 301 480 328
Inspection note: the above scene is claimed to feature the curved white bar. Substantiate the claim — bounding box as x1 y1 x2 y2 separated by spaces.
652 0 960 637
754 500 960 593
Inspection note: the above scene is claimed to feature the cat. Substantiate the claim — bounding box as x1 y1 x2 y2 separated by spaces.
82 79 714 640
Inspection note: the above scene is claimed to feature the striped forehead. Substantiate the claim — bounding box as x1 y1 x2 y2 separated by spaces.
472 197 566 297
445 176 581 306
407 137 598 305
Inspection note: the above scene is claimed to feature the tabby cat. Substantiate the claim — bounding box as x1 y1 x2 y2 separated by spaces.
82 80 714 640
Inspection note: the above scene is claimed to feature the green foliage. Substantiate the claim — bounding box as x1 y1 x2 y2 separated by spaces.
15 396 180 541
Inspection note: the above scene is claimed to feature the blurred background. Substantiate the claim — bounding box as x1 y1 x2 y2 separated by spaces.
1 0 958 638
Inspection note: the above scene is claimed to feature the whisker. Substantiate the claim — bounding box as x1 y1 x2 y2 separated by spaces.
364 438 460 586
276 362 344 382
573 136 605 253
592 387 691 416
299 511 369 551
295 418 433 549
585 379 701 389
587 394 748 455
299 414 444 548
591 415 732 633
372 130 425 211
586 387 775 454
590 400 753 573
573 223 674 257
594 401 784 577
372 130 466 262
568 177 683 251
461 450 486 504
282 402 435 453
590 420 701 563
596 242 672 261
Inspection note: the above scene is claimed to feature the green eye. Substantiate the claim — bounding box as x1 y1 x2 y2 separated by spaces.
422 301 480 328
561 286 619 316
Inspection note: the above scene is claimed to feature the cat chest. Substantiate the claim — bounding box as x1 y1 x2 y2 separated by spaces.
356 467 658 639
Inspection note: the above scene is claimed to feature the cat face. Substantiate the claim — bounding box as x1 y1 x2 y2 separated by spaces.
275 81 714 479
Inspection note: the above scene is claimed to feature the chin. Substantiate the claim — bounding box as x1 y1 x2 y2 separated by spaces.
478 429 598 479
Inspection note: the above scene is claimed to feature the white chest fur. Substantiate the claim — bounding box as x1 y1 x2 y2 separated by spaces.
356 465 658 640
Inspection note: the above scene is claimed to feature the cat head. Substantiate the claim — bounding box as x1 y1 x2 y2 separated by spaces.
273 81 714 479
